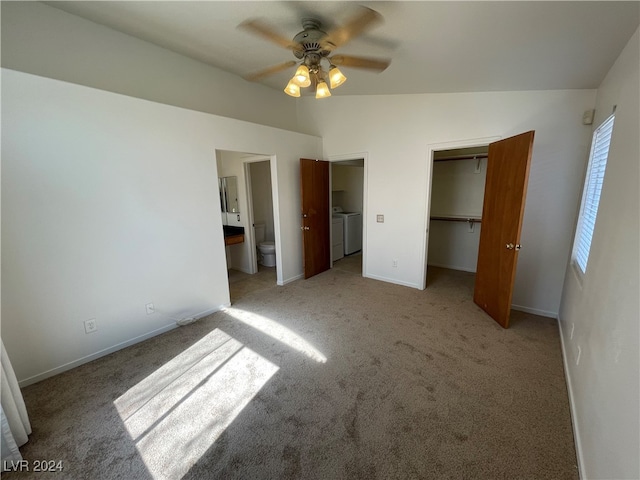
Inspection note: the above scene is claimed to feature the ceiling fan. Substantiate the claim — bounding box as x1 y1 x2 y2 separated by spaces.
239 6 391 98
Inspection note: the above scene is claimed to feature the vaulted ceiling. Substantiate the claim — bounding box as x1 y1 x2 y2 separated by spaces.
46 1 639 96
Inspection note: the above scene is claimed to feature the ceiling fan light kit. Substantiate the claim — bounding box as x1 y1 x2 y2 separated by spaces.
240 7 390 99
329 65 347 89
283 79 301 97
315 80 332 99
292 65 312 87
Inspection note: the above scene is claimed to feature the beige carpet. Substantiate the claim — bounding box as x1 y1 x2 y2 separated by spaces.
6 267 578 479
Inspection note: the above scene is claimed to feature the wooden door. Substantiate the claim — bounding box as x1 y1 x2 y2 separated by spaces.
474 131 535 328
300 158 330 279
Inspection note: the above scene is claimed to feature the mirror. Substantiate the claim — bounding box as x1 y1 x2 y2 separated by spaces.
219 176 239 213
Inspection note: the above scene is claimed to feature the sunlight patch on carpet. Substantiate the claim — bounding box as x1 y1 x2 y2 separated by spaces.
224 306 327 363
115 328 278 479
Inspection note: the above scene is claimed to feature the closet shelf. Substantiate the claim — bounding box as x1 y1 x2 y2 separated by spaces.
433 154 488 162
430 215 482 224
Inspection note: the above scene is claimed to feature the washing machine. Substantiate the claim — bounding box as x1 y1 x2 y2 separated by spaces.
332 206 362 255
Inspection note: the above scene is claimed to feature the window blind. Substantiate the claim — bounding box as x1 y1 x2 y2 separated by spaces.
574 114 615 274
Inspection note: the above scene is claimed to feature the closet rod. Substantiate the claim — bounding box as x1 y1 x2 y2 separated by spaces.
430 216 482 224
433 154 488 162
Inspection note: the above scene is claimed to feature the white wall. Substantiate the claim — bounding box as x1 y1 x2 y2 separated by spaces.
0 1 304 134
331 164 364 213
428 222 481 273
428 158 486 272
1 69 321 385
300 89 596 315
559 27 639 480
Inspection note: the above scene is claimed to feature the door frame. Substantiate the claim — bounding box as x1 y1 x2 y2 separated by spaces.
421 136 500 290
230 153 282 285
329 152 369 278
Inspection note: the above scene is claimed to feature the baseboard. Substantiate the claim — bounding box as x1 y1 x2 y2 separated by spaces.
557 314 585 479
279 273 304 286
364 273 421 289
18 305 227 388
427 262 477 273
511 304 558 319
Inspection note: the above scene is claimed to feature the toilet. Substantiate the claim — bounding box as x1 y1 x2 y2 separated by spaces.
254 223 276 267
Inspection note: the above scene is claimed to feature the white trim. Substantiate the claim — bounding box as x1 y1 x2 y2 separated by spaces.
427 262 477 273
17 306 225 387
242 155 278 280
422 136 501 290
279 273 304 286
557 314 586 479
243 160 258 275
328 152 369 278
510 304 558 319
364 273 421 290
268 154 284 286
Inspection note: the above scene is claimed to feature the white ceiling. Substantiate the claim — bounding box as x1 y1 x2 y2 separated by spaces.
45 1 639 96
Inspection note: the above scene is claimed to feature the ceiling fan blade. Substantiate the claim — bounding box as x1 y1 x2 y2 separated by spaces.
329 55 390 72
239 19 301 52
244 61 297 82
322 7 382 51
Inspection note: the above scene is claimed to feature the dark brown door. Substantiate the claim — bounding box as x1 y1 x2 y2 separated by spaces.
300 158 330 279
474 131 535 328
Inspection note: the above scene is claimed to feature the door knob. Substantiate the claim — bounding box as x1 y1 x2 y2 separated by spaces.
515 244 522 251
301 226 310 231
506 243 514 250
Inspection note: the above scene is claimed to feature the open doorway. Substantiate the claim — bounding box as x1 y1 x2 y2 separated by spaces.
246 159 276 275
329 154 367 276
423 138 499 289
216 150 278 302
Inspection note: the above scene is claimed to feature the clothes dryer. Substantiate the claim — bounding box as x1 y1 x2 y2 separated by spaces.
332 207 362 255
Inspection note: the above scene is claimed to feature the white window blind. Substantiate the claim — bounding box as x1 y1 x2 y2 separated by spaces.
573 114 615 274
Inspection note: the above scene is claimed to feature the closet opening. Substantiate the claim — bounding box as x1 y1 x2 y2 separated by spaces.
425 144 490 287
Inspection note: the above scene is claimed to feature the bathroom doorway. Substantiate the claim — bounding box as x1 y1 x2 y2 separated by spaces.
246 158 277 278
329 153 368 277
216 150 279 302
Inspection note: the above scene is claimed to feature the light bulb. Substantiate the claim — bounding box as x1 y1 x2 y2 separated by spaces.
315 80 331 99
284 80 300 97
329 66 347 89
292 65 311 87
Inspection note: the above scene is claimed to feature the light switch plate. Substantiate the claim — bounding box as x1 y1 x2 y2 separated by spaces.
376 214 384 223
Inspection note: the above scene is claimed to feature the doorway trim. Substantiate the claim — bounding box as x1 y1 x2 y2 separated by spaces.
421 136 500 290
328 151 369 278
243 155 281 282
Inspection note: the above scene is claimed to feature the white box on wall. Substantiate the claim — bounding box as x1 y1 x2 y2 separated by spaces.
226 212 242 226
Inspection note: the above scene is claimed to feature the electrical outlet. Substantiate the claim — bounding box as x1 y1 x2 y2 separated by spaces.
392 259 398 268
84 319 97 334
146 303 155 315
376 214 384 223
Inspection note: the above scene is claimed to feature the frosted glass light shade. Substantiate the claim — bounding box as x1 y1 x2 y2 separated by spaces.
293 65 311 87
315 81 331 99
284 80 300 97
329 66 347 89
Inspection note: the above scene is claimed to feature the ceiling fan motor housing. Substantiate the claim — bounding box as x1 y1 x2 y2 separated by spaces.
293 19 331 59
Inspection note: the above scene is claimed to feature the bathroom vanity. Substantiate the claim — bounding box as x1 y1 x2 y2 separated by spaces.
223 225 244 246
